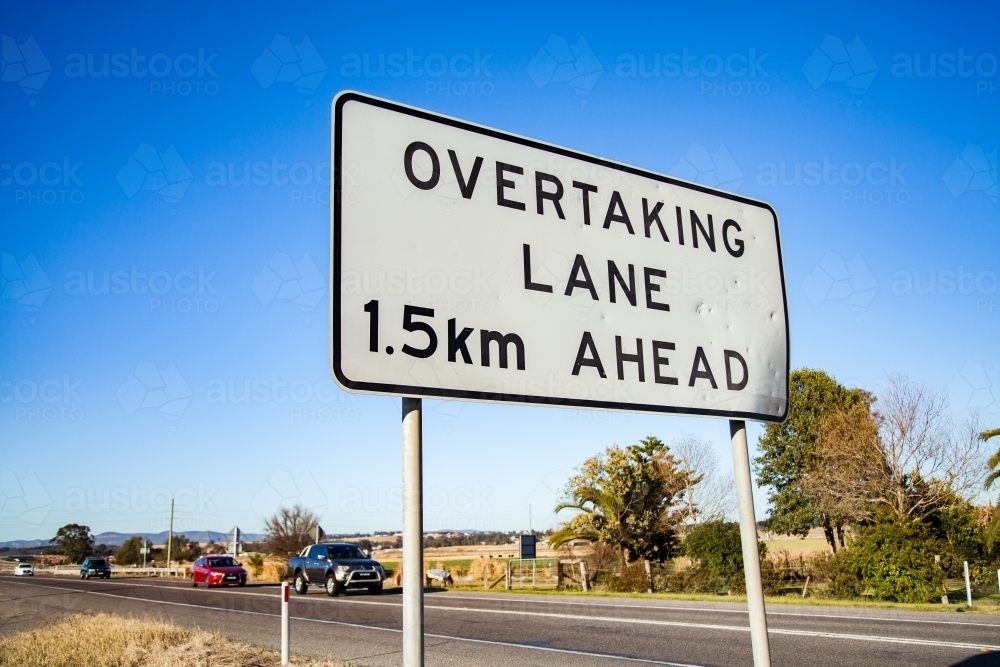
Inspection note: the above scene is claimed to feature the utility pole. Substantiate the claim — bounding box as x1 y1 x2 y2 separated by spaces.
142 538 147 568
528 505 532 533
166 498 175 574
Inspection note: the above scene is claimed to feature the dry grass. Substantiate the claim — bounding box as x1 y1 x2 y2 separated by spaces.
0 613 351 667
254 560 289 583
468 558 507 583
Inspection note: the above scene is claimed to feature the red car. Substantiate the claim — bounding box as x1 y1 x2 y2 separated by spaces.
191 556 247 587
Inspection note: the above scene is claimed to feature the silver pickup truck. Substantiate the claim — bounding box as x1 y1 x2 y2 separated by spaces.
287 542 385 596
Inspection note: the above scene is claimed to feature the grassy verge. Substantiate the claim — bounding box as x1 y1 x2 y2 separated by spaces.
0 613 352 667
444 584 1000 615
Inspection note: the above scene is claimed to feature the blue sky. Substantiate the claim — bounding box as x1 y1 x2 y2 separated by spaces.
1 2 997 542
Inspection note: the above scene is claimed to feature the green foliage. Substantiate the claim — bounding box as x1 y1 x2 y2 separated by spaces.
245 552 265 577
51 524 94 563
754 369 868 549
551 436 690 563
682 521 770 594
832 518 944 603
115 536 144 566
165 535 202 563
985 427 1000 547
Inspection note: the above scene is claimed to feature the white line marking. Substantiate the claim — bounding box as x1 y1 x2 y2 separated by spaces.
0 579 699 666
436 593 1000 628
17 575 997 630
4 579 997 653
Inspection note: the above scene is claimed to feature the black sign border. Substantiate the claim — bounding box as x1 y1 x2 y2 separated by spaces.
332 91 790 423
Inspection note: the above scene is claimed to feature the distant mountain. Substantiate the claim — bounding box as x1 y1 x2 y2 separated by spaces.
0 539 49 549
1 530 267 549
91 531 268 546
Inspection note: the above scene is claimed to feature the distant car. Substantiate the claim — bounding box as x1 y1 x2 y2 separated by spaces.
80 557 111 579
14 563 34 576
191 555 247 587
287 543 384 597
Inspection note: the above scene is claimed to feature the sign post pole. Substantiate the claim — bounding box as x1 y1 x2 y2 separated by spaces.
402 397 424 667
730 420 771 667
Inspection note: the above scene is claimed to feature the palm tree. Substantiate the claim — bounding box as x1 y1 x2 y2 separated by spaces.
985 428 1000 489
548 486 625 553
984 428 1000 547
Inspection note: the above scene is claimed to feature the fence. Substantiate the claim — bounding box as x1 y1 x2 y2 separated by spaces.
506 558 559 590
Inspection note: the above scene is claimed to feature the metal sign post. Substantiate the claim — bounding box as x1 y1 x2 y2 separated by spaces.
402 397 424 667
331 91 788 667
730 420 771 667
229 526 241 557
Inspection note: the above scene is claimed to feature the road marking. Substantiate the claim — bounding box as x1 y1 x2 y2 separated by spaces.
435 593 1000 629
20 575 998 631
0 579 700 666
4 578 997 653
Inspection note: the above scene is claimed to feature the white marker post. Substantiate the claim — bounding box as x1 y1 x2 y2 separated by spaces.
402 398 424 667
731 420 771 667
280 581 290 665
331 92 789 667
964 561 972 607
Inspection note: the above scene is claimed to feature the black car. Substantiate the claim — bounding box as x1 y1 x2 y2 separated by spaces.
287 543 384 596
80 557 112 579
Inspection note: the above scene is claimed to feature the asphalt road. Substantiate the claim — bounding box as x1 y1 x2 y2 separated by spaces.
2 574 998 666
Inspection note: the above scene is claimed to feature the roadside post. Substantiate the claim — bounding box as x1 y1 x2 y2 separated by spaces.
331 91 788 667
281 581 290 665
964 561 972 607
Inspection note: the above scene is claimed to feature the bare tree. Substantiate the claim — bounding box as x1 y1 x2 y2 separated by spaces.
264 504 320 556
806 374 985 522
672 435 735 527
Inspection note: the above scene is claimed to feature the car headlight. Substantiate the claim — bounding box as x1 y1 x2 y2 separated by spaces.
336 565 350 573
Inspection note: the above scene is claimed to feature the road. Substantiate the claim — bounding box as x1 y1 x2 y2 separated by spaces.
1 574 998 666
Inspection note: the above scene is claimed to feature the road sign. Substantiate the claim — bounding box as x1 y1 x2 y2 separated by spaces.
332 92 788 421
518 534 536 560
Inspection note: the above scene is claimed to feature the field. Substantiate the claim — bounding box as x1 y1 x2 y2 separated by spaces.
0 613 351 667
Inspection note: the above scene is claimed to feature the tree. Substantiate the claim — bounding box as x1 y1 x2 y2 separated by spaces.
672 435 735 527
983 427 1000 546
51 524 94 563
809 375 985 522
264 504 320 556
165 535 202 562
549 436 691 563
754 369 870 552
115 536 144 566
986 428 1000 489
802 401 883 526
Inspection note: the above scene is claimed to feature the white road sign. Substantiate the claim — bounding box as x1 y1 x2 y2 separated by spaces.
331 92 789 421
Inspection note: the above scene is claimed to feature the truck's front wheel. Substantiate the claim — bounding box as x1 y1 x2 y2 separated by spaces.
293 572 308 595
325 574 342 597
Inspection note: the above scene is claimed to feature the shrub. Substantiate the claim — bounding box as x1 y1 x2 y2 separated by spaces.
834 519 943 603
245 553 264 578
607 562 650 593
683 522 768 594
